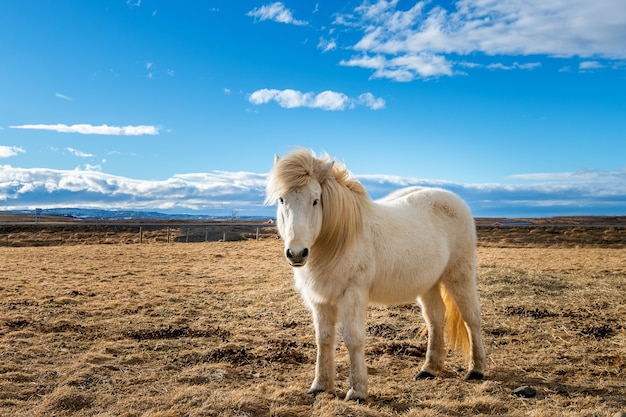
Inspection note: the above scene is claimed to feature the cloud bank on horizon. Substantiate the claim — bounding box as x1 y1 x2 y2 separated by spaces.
1 163 624 218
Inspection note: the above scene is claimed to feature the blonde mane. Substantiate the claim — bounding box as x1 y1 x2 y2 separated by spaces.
267 149 372 266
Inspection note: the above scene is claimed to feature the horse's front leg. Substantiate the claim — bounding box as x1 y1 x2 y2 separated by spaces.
340 291 368 401
308 302 338 395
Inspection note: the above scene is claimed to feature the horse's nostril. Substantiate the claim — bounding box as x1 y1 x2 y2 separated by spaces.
286 248 309 261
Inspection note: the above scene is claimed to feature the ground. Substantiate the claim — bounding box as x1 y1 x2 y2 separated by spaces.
0 225 624 416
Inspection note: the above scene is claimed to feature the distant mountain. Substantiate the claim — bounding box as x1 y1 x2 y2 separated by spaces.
9 208 271 221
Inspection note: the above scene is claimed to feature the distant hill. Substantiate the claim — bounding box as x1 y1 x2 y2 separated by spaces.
0 208 271 222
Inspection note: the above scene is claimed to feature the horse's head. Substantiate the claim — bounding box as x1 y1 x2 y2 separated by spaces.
266 151 334 268
275 180 323 267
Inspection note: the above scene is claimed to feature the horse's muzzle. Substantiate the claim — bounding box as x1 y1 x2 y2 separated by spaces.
286 247 309 267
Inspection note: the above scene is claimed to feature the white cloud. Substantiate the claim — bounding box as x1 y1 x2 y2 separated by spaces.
84 164 102 171
248 88 385 110
247 2 307 26
0 146 25 158
10 124 160 136
340 54 386 70
318 37 337 52
55 93 74 101
356 92 385 110
312 90 350 111
336 0 626 80
486 62 542 71
341 52 453 81
579 61 604 71
66 147 95 158
249 89 312 108
508 168 626 182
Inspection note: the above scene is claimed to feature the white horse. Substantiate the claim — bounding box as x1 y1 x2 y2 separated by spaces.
266 149 485 401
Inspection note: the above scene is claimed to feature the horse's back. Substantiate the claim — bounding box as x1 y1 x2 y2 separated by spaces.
376 186 475 250
376 186 426 204
379 186 471 220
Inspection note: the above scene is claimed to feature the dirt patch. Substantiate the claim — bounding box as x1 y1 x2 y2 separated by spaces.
504 306 558 319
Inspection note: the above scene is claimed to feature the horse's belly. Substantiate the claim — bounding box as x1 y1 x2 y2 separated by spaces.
368 275 434 305
369 290 418 305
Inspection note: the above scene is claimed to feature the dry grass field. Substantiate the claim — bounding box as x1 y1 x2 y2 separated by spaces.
0 233 624 416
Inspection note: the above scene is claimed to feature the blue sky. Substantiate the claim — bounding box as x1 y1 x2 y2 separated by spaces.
1 0 625 217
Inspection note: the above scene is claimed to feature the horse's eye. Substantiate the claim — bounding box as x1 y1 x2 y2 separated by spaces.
313 199 319 206
279 197 284 204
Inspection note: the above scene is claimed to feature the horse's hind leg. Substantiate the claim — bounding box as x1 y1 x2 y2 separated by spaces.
308 302 338 395
443 268 486 380
415 284 446 379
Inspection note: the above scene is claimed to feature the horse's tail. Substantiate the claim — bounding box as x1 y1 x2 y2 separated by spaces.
441 286 471 359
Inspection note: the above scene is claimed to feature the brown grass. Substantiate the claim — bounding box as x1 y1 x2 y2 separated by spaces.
1 239 625 416
476 225 625 248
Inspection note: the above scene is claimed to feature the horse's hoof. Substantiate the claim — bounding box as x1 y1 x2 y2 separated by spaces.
345 388 366 402
306 388 325 397
465 370 484 381
413 371 436 380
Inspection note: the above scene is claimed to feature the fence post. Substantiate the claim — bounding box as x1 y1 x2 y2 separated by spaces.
256 227 259 241
139 227 143 244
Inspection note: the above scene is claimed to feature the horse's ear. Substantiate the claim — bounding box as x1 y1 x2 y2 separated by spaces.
316 160 334 181
274 154 280 164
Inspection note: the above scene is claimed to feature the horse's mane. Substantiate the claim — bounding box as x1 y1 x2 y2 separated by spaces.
266 149 372 267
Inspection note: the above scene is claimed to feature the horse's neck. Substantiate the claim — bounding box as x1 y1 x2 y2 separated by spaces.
311 192 372 269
